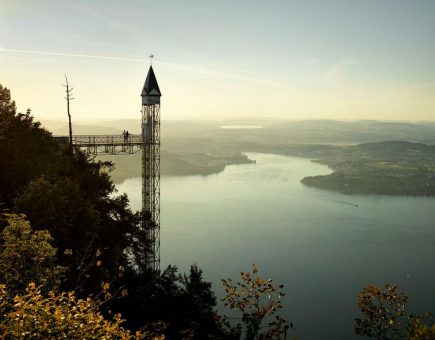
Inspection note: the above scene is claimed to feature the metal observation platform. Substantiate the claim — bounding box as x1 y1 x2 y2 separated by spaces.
58 66 162 272
69 134 145 154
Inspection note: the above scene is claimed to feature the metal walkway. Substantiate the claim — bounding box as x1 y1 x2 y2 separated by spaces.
55 134 146 155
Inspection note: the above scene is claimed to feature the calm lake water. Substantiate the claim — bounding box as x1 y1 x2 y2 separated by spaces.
117 153 435 339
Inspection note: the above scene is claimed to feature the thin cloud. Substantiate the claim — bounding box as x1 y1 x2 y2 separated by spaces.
69 3 135 37
0 48 278 86
0 48 147 63
323 59 359 88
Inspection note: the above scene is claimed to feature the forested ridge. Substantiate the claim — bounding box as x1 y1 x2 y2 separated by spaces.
0 83 434 339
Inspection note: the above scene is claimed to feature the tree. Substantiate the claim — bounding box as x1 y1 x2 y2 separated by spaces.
220 264 290 340
180 265 220 338
119 265 221 339
355 284 407 339
0 85 64 206
355 284 435 339
408 314 435 339
0 283 163 339
0 84 16 116
0 83 144 295
13 176 103 275
62 75 74 152
0 214 66 293
13 177 100 256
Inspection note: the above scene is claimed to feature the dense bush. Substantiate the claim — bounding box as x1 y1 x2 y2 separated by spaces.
0 283 163 339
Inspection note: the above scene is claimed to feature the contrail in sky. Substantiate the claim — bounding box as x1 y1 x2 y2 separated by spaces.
0 48 147 63
0 48 277 85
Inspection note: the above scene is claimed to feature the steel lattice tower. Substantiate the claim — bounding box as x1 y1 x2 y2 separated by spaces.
62 66 162 272
141 66 161 272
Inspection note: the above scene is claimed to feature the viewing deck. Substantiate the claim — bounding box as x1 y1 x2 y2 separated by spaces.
54 134 151 155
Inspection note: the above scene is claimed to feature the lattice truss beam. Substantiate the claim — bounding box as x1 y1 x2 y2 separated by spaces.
142 104 160 272
68 135 145 155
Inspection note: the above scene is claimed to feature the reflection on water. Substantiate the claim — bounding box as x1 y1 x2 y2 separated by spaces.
117 153 435 339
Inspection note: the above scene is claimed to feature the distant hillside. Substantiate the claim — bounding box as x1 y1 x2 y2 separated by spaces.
96 119 141 134
38 119 68 132
99 150 254 183
107 119 435 145
40 120 123 135
301 141 435 196
39 118 435 194
41 118 435 145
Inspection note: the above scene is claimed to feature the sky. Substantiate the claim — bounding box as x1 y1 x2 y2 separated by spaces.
0 0 434 122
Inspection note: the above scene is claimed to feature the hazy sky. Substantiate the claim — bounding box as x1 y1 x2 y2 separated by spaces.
1 0 434 122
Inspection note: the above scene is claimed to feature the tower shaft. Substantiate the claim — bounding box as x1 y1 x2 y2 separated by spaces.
142 103 160 272
140 65 161 272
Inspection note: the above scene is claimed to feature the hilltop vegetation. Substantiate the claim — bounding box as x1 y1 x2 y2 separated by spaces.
301 141 435 196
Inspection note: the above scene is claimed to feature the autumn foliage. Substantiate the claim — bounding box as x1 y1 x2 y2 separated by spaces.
220 264 290 339
355 284 435 339
0 283 163 339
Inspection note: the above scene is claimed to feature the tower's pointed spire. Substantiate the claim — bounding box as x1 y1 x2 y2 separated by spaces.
141 66 161 97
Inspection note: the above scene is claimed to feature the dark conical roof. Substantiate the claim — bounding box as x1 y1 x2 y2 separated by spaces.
141 66 161 97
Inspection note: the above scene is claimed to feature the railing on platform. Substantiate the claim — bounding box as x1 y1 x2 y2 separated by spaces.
72 134 143 145
54 134 146 155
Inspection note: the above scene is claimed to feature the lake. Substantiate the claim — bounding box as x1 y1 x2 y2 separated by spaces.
116 153 435 339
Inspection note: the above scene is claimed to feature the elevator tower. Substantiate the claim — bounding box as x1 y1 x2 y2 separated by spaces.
141 66 161 272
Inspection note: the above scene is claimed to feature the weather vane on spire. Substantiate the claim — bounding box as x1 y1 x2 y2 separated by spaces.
149 54 154 65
